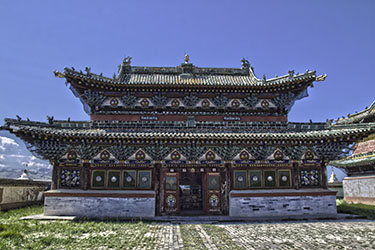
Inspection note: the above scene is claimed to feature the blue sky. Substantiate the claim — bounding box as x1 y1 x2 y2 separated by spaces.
0 0 374 123
0 0 374 179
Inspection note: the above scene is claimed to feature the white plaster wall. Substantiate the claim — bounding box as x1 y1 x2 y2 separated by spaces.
343 176 375 198
229 192 337 217
44 196 155 218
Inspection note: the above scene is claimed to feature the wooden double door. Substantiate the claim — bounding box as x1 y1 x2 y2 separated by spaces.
161 168 222 215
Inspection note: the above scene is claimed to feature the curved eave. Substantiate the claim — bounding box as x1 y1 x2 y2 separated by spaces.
3 120 374 142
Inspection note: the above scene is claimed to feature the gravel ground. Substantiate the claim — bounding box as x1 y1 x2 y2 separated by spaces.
177 219 375 250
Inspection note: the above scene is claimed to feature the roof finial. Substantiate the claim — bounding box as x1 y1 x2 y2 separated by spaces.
241 58 250 68
184 53 189 64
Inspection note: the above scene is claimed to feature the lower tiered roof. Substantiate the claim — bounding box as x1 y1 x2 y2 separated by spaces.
2 119 374 142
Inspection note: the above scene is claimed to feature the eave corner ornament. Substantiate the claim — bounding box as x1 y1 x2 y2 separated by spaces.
316 74 327 82
53 70 64 78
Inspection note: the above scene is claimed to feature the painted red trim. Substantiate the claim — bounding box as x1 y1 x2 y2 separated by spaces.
90 114 287 122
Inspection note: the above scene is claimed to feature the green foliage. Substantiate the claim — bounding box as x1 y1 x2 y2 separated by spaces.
337 200 375 219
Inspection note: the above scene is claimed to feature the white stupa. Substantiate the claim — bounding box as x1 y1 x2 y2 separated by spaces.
328 169 339 183
17 169 32 181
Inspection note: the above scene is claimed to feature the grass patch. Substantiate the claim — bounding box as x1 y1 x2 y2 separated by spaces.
201 224 242 250
0 205 166 249
179 224 207 250
337 199 375 219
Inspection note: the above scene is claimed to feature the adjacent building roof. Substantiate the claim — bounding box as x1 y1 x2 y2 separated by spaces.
330 152 375 168
335 101 375 125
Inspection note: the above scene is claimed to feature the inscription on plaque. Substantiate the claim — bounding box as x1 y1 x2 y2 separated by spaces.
140 116 158 121
223 116 241 121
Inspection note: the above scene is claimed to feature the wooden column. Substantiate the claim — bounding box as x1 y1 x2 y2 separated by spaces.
153 163 161 216
51 161 59 190
223 163 231 215
293 162 300 190
82 162 90 190
321 161 328 189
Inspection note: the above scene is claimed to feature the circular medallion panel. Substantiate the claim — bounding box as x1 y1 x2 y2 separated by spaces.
202 99 210 108
171 151 181 160
231 99 240 108
261 99 270 109
111 176 117 183
239 151 250 160
67 150 77 161
273 150 283 161
205 151 216 161
305 151 314 161
100 150 110 160
136 151 146 160
110 97 119 106
237 176 244 182
171 99 180 108
140 99 150 108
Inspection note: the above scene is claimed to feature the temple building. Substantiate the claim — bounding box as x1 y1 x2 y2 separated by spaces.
331 102 375 205
2 56 375 218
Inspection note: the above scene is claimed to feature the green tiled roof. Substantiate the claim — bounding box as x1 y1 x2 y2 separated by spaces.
330 152 375 168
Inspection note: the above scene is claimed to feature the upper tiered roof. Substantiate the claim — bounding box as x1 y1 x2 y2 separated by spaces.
53 56 327 119
58 58 320 90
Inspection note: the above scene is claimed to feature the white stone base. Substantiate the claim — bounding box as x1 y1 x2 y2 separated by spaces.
229 189 337 218
44 189 155 218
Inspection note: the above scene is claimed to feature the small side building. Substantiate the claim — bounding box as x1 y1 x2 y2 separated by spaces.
0 170 50 210
331 102 375 205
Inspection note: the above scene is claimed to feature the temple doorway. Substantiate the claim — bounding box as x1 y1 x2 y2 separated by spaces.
179 171 204 215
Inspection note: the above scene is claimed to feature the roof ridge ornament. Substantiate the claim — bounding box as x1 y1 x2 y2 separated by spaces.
184 53 189 64
117 56 132 81
316 74 327 81
241 58 250 68
53 70 64 78
288 70 295 80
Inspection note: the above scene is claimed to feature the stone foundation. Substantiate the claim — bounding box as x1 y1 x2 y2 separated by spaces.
44 189 155 218
343 175 375 205
229 189 337 218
